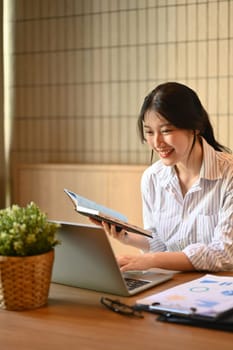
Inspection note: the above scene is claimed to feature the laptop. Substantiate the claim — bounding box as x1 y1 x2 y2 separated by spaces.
51 221 173 296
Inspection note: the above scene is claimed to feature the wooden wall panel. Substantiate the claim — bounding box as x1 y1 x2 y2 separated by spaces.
13 164 147 255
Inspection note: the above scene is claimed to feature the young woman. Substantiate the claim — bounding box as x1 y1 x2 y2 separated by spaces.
99 82 233 272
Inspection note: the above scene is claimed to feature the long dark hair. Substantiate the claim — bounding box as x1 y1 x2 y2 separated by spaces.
137 82 231 153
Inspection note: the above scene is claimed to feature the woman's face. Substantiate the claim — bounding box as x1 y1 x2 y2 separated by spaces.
143 110 196 167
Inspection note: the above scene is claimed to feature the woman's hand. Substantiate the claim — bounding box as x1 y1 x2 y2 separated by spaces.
102 221 130 244
89 217 150 251
118 251 195 272
89 217 130 243
117 253 155 272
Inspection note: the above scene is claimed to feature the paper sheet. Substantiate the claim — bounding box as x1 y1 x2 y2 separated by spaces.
137 274 233 318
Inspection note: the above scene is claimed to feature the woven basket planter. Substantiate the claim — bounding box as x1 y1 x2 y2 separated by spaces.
0 250 54 311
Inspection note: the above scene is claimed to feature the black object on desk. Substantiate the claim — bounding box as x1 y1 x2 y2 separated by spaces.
157 312 233 332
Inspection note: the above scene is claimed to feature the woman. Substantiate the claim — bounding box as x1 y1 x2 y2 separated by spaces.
101 82 233 272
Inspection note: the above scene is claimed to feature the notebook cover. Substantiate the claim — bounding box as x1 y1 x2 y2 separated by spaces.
157 312 233 332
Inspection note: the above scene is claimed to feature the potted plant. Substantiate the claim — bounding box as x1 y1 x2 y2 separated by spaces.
0 202 60 311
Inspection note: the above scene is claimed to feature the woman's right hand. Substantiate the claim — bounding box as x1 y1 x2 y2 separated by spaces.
89 217 132 243
89 217 130 244
89 217 149 250
102 221 130 245
104 221 150 252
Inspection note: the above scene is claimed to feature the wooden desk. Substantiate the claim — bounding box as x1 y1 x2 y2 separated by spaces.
0 272 232 350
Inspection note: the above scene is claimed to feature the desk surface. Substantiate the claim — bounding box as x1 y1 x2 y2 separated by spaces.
0 272 232 350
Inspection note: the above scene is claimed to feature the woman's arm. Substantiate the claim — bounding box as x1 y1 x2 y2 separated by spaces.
118 251 195 272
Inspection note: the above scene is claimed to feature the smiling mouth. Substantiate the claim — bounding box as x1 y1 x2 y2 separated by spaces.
157 149 174 158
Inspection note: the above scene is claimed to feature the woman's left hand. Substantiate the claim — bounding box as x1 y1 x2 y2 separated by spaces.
118 251 195 272
117 253 155 272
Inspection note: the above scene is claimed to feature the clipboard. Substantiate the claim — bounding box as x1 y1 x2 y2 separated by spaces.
135 274 233 331
156 311 233 332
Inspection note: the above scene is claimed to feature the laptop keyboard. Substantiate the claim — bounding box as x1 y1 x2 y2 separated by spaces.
124 277 150 291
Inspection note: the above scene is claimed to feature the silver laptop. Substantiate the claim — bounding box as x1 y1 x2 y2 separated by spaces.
51 221 173 296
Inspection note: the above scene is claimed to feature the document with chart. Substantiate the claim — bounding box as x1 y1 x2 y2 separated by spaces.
136 274 233 320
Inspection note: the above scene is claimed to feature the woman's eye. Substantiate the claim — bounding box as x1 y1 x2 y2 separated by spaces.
144 130 153 135
161 129 172 134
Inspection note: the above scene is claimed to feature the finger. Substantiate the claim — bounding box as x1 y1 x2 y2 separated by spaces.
110 224 119 238
117 230 128 241
102 221 111 233
89 217 102 226
119 260 134 272
117 255 130 266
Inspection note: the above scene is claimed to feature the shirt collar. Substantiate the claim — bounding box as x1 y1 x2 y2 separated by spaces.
200 138 222 180
157 164 177 188
157 137 222 188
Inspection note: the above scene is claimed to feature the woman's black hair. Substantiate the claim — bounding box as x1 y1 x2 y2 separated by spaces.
137 82 231 153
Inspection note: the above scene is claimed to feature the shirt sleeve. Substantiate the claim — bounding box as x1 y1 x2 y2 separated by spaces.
141 167 167 252
183 178 233 271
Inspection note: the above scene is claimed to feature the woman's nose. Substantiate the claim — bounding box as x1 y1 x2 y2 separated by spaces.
152 133 164 148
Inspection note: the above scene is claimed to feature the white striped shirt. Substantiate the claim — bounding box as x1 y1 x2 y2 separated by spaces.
141 138 233 271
